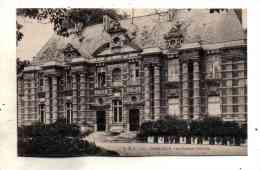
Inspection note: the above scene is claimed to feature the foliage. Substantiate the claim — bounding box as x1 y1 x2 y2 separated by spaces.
18 119 119 157
16 58 30 74
16 22 23 44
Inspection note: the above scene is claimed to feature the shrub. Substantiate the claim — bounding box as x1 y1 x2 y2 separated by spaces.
18 119 119 157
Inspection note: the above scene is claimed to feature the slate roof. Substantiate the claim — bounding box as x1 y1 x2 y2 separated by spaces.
33 9 245 65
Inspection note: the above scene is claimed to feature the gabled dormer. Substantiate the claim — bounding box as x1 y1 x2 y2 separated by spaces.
107 20 130 49
94 20 141 57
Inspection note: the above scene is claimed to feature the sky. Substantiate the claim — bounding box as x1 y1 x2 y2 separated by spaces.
16 9 247 61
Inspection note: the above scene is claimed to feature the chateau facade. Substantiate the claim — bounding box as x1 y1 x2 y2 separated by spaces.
17 10 247 132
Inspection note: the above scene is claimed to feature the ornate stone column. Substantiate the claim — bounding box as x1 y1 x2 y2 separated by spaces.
17 78 22 126
52 76 58 122
182 62 189 119
72 74 78 123
44 76 50 124
23 79 28 125
32 75 37 123
193 61 200 119
144 66 150 120
154 65 160 120
80 73 87 123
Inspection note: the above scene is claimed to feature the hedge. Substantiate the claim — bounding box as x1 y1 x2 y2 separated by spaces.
138 116 247 140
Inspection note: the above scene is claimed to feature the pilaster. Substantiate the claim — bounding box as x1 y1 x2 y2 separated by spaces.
193 61 201 119
44 76 50 124
52 76 58 122
144 66 150 120
72 74 78 123
154 65 160 120
182 62 189 119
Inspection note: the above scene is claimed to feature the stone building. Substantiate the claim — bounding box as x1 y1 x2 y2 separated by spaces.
17 9 247 132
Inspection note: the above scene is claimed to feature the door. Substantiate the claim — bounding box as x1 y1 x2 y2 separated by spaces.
129 109 140 131
96 111 106 131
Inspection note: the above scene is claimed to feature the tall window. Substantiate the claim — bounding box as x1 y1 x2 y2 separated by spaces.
38 73 44 92
98 72 106 88
112 68 121 86
168 98 180 117
168 59 179 81
65 71 72 89
39 104 46 123
129 63 139 81
113 100 122 122
208 96 221 116
66 103 73 124
207 57 220 79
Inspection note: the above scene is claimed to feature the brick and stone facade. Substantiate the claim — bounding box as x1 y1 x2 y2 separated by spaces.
17 9 247 132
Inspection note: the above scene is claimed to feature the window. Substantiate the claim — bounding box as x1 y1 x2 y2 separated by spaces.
222 105 227 113
65 72 72 89
98 72 106 88
39 78 44 91
66 103 73 124
112 68 121 86
232 72 239 78
207 57 220 79
39 104 46 123
113 100 122 122
131 96 137 102
233 96 238 103
233 105 239 113
168 59 179 81
232 79 239 86
168 98 180 117
38 74 44 92
232 88 239 95
129 63 139 82
98 98 104 105
208 96 221 116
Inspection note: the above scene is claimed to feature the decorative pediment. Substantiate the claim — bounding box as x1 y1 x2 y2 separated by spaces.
164 22 184 49
62 43 81 62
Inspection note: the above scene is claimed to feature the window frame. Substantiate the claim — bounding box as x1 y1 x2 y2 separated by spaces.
113 99 123 123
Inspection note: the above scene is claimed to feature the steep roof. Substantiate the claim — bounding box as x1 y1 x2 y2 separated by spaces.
33 9 244 65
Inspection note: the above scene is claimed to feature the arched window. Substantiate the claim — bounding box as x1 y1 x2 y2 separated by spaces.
112 68 121 86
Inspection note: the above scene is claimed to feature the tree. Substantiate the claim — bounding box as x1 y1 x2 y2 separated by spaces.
16 8 128 44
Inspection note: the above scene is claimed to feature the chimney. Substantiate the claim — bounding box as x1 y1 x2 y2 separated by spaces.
103 15 111 31
131 9 134 24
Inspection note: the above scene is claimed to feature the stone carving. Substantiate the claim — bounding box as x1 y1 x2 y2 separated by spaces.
164 21 184 49
107 20 126 34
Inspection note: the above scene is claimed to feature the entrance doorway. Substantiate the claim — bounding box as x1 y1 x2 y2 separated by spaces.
129 109 140 131
96 111 106 131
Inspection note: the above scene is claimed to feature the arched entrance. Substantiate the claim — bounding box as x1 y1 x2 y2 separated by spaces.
96 111 106 131
129 109 140 131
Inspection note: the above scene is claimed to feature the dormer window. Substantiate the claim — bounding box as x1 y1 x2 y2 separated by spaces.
164 22 184 49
